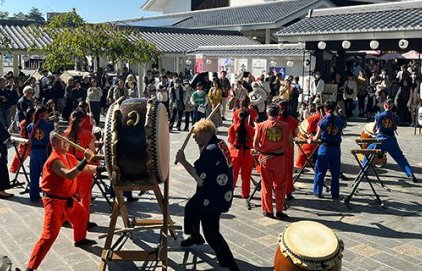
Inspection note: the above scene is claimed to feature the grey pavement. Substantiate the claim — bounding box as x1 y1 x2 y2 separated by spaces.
1 118 422 271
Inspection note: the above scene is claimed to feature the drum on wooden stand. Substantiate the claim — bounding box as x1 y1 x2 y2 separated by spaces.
297 120 310 141
104 98 170 185
274 221 344 271
359 122 387 167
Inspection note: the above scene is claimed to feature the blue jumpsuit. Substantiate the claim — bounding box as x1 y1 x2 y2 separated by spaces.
366 110 413 177
313 114 345 198
27 120 54 202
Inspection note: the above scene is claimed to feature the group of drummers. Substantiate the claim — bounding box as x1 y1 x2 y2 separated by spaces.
226 96 418 219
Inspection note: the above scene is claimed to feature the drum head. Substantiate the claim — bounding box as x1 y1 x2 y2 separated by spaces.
362 122 376 136
149 102 170 182
283 221 340 261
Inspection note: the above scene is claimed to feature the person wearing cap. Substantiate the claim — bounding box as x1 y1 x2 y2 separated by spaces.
182 80 194 131
228 109 255 200
310 100 346 198
27 106 55 202
26 132 99 271
253 104 292 219
365 99 418 182
275 99 298 200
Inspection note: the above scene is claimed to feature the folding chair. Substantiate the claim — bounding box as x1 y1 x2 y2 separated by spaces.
9 136 31 194
344 148 388 209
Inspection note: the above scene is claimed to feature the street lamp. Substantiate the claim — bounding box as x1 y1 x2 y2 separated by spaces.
342 40 351 49
286 60 294 68
399 39 409 49
370 40 379 50
318 41 326 50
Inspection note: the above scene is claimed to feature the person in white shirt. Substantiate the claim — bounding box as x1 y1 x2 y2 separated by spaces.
248 82 267 122
343 73 358 118
310 72 325 103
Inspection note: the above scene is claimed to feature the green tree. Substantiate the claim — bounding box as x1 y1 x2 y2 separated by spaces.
0 11 8 19
27 7 45 22
37 11 159 72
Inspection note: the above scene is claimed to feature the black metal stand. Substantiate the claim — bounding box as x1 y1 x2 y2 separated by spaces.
344 149 386 209
9 141 30 194
293 140 319 184
247 175 261 210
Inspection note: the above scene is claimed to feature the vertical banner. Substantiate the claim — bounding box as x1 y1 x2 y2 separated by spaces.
195 54 203 74
234 59 248 77
252 59 267 77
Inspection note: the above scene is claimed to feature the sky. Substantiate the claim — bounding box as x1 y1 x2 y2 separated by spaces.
0 0 160 23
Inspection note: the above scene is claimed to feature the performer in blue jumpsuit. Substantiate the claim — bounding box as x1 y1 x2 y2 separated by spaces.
366 99 417 182
311 101 346 198
176 119 239 271
27 106 54 202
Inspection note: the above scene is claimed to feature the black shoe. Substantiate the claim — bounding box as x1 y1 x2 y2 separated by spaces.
0 193 14 199
263 212 274 218
220 260 240 271
180 235 205 247
411 175 419 183
314 193 323 199
177 127 181 131
126 196 139 202
286 194 295 200
87 221 98 229
26 269 34 271
183 127 189 131
222 117 227 121
275 212 289 220
74 238 97 247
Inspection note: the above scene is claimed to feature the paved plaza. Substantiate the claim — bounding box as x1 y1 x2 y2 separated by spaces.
1 119 422 271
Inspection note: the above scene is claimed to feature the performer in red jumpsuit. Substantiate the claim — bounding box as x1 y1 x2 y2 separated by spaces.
276 99 298 200
253 104 292 219
228 109 255 199
9 108 35 173
26 133 98 271
295 105 323 169
64 109 97 229
233 100 258 126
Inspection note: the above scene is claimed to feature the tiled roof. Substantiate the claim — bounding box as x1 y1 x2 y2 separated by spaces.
0 20 258 54
275 0 422 40
119 0 334 29
0 20 52 50
126 27 260 53
188 44 305 57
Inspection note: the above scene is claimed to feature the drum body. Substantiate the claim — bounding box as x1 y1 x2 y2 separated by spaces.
418 106 422 126
274 221 343 271
359 123 387 167
297 120 310 141
104 98 170 185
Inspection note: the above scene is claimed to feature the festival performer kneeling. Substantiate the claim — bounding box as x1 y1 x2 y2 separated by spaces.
175 119 240 271
26 132 100 271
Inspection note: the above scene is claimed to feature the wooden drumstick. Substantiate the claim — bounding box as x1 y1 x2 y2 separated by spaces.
51 131 86 152
174 103 222 165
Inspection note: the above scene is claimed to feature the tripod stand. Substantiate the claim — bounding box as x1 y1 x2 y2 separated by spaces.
9 136 30 194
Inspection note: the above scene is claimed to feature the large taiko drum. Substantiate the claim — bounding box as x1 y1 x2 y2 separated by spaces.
297 120 310 141
104 98 170 185
360 122 387 167
274 221 344 271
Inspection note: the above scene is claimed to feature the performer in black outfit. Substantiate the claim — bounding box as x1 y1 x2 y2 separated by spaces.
0 121 13 199
176 119 240 271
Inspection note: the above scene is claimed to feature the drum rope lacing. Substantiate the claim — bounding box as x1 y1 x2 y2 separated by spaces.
280 234 343 268
150 101 161 182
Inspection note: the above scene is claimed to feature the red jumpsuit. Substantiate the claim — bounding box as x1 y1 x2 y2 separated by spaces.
255 117 291 214
278 116 298 195
65 129 95 225
295 113 322 169
228 122 255 198
9 120 31 173
233 107 258 126
27 150 87 270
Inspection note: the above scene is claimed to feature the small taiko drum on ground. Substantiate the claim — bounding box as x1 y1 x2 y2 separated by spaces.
359 122 387 167
104 98 170 185
274 221 344 271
